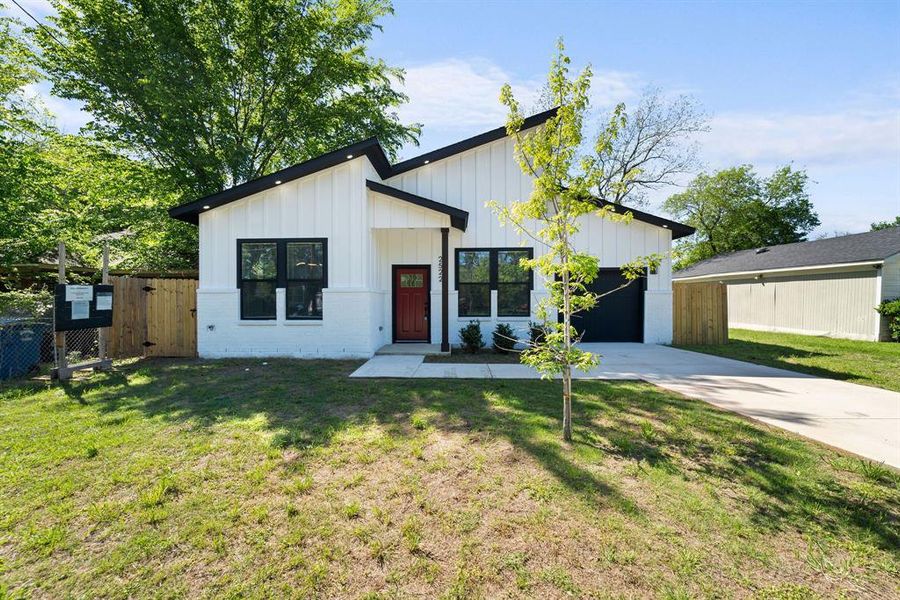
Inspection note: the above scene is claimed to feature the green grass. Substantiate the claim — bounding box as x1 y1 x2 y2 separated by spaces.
676 328 900 392
0 359 897 598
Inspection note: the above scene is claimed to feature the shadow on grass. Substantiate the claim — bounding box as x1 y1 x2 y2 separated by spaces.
43 357 900 551
678 339 860 382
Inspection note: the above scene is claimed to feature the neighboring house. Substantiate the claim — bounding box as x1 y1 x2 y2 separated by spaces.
673 227 900 341
169 109 694 358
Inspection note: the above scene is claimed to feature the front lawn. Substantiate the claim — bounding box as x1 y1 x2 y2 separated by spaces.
677 328 900 392
1 359 897 598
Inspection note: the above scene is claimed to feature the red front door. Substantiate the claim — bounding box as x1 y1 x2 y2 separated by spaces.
394 266 429 342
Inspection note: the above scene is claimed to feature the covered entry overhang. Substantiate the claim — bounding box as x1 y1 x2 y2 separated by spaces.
367 181 468 352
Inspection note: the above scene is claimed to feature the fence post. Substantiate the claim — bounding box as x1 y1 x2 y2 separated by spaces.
53 242 69 380
96 243 112 371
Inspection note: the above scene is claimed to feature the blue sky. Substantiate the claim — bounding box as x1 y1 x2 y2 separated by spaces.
8 0 900 234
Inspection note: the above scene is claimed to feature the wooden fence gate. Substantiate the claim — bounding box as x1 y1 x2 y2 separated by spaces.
672 282 728 345
108 277 198 358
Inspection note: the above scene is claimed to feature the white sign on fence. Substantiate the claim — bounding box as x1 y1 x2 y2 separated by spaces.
71 300 90 320
96 292 113 311
65 285 93 302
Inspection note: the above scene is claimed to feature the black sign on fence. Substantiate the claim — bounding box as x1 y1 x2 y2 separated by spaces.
54 284 114 331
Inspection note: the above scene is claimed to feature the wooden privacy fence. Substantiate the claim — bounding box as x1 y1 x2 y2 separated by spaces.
107 277 198 358
673 282 728 345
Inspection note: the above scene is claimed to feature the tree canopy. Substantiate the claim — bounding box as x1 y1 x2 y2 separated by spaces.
595 89 707 207
35 0 420 197
664 165 820 269
1 6 195 277
871 216 899 231
1 0 419 278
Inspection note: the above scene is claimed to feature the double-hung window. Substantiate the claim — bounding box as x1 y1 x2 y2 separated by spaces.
285 241 326 319
455 248 533 318
496 249 531 316
456 250 491 317
239 242 278 319
238 238 327 320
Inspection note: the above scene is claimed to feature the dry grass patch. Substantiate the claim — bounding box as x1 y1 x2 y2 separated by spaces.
0 358 897 598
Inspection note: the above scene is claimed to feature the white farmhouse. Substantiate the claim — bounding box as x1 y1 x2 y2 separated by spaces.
169 109 694 358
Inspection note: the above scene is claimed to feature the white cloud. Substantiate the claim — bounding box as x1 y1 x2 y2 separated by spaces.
396 57 640 132
703 109 900 167
23 83 92 133
396 58 541 130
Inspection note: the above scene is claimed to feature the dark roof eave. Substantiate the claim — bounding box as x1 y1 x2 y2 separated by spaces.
366 180 468 231
167 107 694 238
168 137 391 224
591 197 695 239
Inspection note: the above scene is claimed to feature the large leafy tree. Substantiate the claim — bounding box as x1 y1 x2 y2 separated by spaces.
664 165 820 268
1 132 197 275
595 89 708 207
35 0 420 197
492 41 660 441
0 6 44 136
1 7 194 277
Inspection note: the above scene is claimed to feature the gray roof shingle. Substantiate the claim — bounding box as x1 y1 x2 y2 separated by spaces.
674 226 900 279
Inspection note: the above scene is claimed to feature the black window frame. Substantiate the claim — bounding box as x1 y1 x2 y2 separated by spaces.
496 248 533 317
284 240 328 320
454 247 534 318
236 238 328 321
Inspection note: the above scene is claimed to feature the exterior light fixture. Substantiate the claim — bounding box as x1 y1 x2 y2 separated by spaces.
203 205 210 209
662 224 668 228
424 160 430 164
346 154 353 159
275 180 282 185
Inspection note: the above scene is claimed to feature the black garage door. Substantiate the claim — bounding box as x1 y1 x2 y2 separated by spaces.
563 269 644 342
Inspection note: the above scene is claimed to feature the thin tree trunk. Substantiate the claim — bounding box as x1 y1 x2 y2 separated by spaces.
561 227 573 442
562 364 572 441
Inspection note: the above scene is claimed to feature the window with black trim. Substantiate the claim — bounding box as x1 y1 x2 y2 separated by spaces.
455 248 533 318
497 249 531 316
286 241 325 319
457 250 491 317
237 238 327 320
240 242 277 319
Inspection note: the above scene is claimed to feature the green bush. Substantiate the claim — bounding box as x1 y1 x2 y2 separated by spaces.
0 289 53 319
876 298 900 342
528 321 546 346
458 321 484 353
492 323 517 354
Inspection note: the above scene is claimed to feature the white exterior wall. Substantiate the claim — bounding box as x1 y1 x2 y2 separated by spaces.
384 135 674 345
727 268 883 341
196 134 676 358
196 157 382 357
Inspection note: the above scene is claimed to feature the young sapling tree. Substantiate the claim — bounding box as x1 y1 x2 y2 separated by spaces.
490 41 662 441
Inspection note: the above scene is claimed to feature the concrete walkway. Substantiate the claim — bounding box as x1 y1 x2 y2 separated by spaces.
350 343 900 467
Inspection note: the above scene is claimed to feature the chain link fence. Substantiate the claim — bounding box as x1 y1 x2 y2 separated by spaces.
63 328 101 365
0 300 104 381
0 312 54 381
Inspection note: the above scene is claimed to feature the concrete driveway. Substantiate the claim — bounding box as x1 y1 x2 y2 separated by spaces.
351 343 900 467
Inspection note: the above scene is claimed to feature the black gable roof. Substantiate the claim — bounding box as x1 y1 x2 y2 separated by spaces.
675 227 900 279
169 107 693 237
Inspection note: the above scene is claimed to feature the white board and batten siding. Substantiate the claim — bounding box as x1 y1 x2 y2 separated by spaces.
197 157 385 358
195 134 676 358
382 135 674 345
